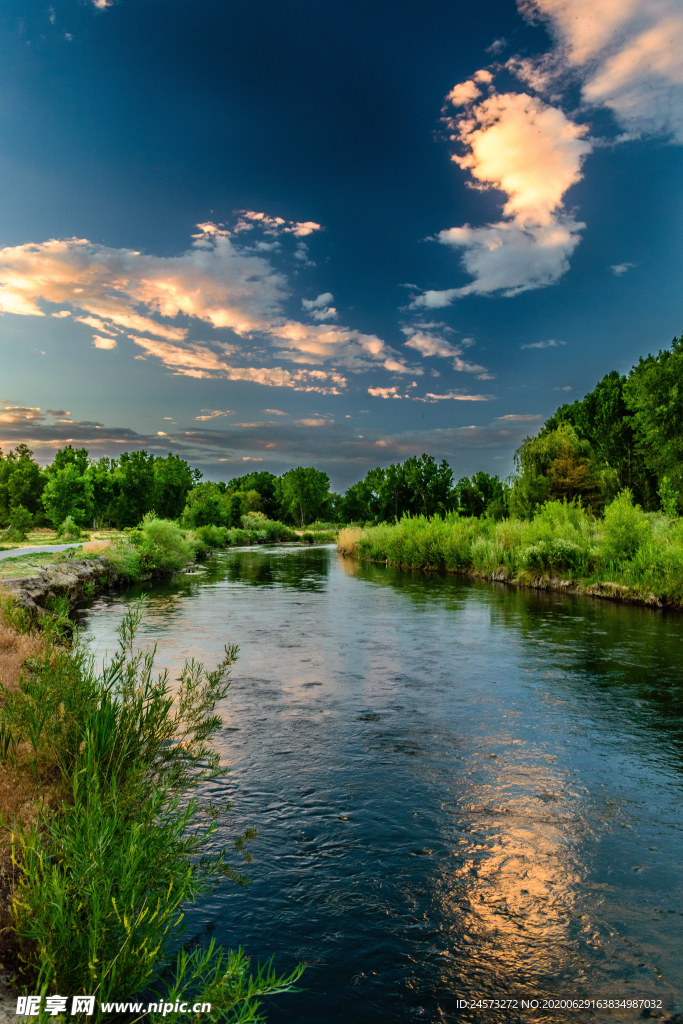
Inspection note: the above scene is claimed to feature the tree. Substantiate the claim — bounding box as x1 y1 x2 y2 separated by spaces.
509 424 601 518
7 504 33 540
455 472 507 519
42 465 94 528
88 458 118 527
49 445 90 476
153 454 196 520
114 451 156 527
226 471 280 519
623 333 683 497
181 483 230 528
0 444 46 525
275 467 330 527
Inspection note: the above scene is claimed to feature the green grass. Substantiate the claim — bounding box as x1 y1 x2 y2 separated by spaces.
1 603 303 1023
341 494 683 606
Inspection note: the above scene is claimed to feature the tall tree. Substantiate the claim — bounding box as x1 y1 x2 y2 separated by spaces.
275 467 330 527
153 454 197 520
114 451 156 527
42 464 94 528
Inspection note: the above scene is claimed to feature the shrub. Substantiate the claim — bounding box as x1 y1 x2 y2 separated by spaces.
601 489 651 562
56 515 82 541
129 514 196 572
194 524 229 549
7 505 33 541
521 538 585 575
3 604 303 1020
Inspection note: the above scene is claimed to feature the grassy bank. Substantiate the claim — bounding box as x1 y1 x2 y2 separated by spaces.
0 596 302 1022
337 492 683 607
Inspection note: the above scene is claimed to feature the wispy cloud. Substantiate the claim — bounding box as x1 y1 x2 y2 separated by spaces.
0 219 417 390
611 262 636 275
194 409 235 421
517 0 683 142
520 338 565 349
401 324 488 374
496 413 543 421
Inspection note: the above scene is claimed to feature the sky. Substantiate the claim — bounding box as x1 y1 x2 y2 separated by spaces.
0 0 682 491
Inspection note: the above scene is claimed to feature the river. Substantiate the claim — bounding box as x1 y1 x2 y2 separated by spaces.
81 545 683 1023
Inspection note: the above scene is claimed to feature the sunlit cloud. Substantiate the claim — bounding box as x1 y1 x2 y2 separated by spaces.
412 89 591 307
517 0 683 142
368 386 402 399
496 413 543 421
0 221 412 389
194 409 235 421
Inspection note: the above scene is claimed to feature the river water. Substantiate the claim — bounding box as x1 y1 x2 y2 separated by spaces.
80 545 683 1024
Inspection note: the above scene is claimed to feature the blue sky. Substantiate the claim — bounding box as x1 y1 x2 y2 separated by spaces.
1 0 681 490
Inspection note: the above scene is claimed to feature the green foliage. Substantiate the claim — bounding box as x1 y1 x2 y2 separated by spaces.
2 605 300 1019
275 467 330 527
455 472 508 519
6 504 33 540
56 515 82 541
0 444 46 527
42 465 95 529
337 455 454 523
153 453 198 520
658 476 680 517
129 514 196 572
225 471 281 520
601 488 651 561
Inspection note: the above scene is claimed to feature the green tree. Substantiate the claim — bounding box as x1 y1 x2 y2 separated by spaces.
275 467 330 527
49 445 90 476
226 471 280 519
182 483 230 528
455 472 507 519
7 504 33 540
623 333 683 496
509 424 601 518
114 451 156 527
42 465 95 528
0 444 46 525
153 454 197 520
88 458 118 528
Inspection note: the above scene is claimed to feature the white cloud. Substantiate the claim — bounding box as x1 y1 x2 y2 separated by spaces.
520 338 566 349
231 211 323 237
92 335 117 350
51 310 70 318
0 221 408 389
422 391 494 402
518 0 683 142
263 409 288 415
401 325 487 373
368 386 402 399
302 292 337 321
413 91 591 306
486 37 508 54
611 262 636 275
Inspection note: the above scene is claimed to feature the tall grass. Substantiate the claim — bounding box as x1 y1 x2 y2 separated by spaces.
339 494 683 605
1 603 302 1022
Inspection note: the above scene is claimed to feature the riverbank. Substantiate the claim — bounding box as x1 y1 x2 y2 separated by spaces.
0 545 303 1021
337 497 683 611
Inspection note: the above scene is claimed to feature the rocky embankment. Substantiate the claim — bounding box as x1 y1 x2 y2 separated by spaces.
1 556 114 621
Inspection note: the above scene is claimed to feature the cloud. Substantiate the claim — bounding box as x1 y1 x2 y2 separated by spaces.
368 386 402 399
412 91 591 306
611 262 636 275
554 385 572 391
231 211 323 237
302 292 337 321
422 391 494 401
520 338 565 349
51 310 70 318
263 409 288 415
194 409 234 421
518 0 683 142
92 335 117 350
46 409 70 417
496 413 543 420
486 37 508 54
0 221 408 389
294 418 333 427
401 325 487 373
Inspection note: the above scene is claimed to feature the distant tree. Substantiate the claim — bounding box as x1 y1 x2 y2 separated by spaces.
114 451 156 527
153 454 196 520
275 467 330 527
42 464 94 528
7 504 33 540
226 471 280 519
49 445 90 476
455 472 507 519
88 457 118 528
181 483 229 528
0 444 46 525
623 333 683 497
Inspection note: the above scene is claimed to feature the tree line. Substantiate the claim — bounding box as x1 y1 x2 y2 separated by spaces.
2 331 681 535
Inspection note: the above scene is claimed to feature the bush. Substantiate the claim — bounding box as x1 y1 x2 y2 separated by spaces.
56 515 82 541
521 538 586 575
601 489 651 562
194 524 229 549
130 514 196 572
7 505 33 541
3 604 303 1020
